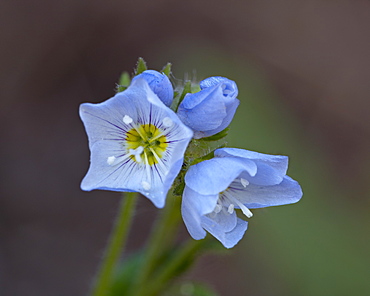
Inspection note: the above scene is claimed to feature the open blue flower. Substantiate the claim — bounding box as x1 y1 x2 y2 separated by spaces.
177 76 239 139
79 78 193 208
132 70 174 107
181 148 302 248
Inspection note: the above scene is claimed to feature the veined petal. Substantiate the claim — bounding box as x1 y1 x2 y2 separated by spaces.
215 148 289 175
183 186 219 216
181 187 208 240
215 148 288 185
201 216 248 249
232 176 303 209
185 157 257 195
206 207 238 233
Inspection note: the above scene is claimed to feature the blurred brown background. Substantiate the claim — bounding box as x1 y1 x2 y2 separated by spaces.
1 1 369 295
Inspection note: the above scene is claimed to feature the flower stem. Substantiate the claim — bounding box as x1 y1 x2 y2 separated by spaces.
143 239 207 296
132 195 181 296
91 192 138 296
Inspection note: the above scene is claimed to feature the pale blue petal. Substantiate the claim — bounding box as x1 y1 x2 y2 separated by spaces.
185 158 257 195
207 209 237 233
182 186 219 216
194 98 239 138
132 70 173 107
215 148 288 175
181 186 208 240
81 140 141 192
200 76 238 98
201 216 248 249
231 176 303 209
177 85 226 131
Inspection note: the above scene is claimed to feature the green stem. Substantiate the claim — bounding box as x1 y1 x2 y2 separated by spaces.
144 239 207 296
91 192 138 296
132 195 182 296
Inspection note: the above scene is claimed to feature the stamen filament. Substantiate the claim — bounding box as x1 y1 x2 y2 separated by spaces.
149 147 167 173
223 191 253 218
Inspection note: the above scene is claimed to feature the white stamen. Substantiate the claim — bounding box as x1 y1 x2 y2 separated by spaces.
142 181 151 190
162 117 173 127
214 204 222 213
123 115 133 124
143 153 152 186
129 146 144 163
149 147 167 174
223 191 253 218
107 156 116 165
227 204 235 214
240 178 249 187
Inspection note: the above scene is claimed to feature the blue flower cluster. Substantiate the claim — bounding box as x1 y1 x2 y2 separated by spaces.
80 69 302 248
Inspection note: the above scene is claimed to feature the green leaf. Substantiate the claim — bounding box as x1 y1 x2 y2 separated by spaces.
135 57 147 75
109 252 144 296
162 282 219 296
161 62 172 77
116 71 131 92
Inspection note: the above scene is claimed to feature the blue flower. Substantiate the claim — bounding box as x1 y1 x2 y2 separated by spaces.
177 76 239 139
132 70 174 107
79 78 193 208
181 148 302 248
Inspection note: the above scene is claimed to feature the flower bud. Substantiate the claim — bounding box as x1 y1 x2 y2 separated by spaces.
132 70 173 107
177 76 239 139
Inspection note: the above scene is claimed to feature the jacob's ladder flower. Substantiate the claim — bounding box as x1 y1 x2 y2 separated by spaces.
79 78 193 208
181 148 302 248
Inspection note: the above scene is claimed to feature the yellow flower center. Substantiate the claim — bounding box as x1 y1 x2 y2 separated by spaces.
126 124 168 166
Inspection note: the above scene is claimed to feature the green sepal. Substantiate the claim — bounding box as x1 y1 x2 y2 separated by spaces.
200 128 230 142
116 71 131 93
134 57 147 75
189 149 216 166
161 62 172 77
171 80 192 112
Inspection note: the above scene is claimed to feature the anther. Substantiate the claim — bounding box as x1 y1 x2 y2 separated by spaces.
240 178 249 187
162 117 173 127
227 204 235 214
123 115 133 124
107 156 116 165
214 204 222 213
142 181 151 190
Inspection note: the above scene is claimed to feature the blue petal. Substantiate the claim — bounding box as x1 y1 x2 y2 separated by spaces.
181 186 209 240
215 148 288 174
177 85 226 131
201 216 248 249
194 98 239 138
182 186 219 216
232 176 303 209
200 76 238 98
132 70 173 107
185 157 257 195
215 148 288 185
207 208 237 233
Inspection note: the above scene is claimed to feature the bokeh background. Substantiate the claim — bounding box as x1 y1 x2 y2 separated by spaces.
1 1 369 295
